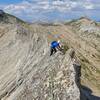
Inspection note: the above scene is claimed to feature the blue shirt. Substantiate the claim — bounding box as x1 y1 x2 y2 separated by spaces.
51 41 59 48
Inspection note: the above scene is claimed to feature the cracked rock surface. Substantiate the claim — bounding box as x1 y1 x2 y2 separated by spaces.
0 22 80 100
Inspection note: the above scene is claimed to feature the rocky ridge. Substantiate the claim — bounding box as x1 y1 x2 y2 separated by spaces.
0 12 81 100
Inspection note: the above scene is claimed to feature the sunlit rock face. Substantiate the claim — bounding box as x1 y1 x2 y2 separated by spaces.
0 13 81 100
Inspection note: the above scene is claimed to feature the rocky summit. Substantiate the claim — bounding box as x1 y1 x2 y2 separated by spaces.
0 12 100 100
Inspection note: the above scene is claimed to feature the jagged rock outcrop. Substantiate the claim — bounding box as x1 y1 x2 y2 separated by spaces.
0 15 81 100
67 18 100 96
1 13 100 100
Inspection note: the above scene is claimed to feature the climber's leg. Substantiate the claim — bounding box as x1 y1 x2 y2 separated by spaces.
53 48 57 53
50 48 54 56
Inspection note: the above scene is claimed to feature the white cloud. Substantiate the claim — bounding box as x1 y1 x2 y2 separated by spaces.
84 4 94 9
1 0 99 14
3 1 30 14
82 2 94 9
0 0 100 21
0 1 69 12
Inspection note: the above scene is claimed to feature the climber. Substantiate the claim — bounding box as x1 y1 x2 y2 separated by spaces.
50 40 62 56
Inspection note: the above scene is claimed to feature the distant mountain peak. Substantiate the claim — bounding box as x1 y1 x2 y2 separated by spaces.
79 17 91 21
0 11 25 24
0 9 4 15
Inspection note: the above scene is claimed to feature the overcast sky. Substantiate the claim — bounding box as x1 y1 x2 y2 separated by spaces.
0 0 100 22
